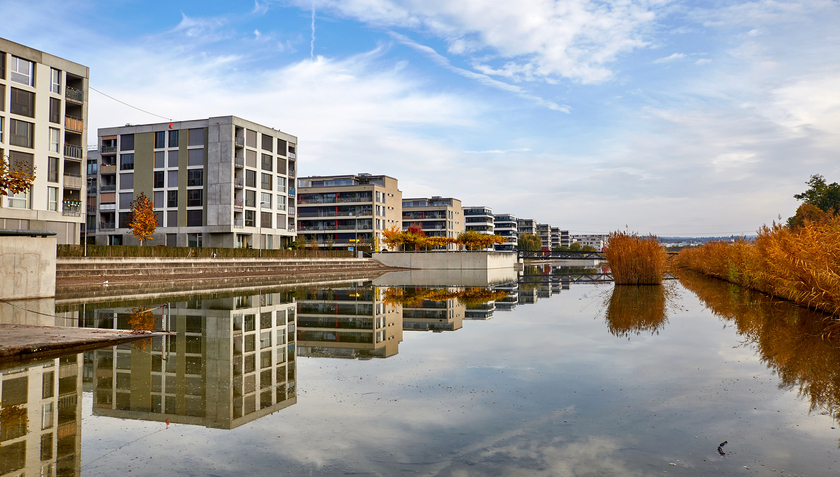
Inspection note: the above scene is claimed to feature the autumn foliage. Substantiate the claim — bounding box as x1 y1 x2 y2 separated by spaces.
129 192 158 245
604 231 667 285
381 226 507 251
383 287 509 308
0 154 35 196
674 216 840 316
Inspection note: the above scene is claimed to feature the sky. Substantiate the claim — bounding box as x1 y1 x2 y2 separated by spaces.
3 0 839 236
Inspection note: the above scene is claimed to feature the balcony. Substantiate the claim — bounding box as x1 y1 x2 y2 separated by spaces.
62 200 82 216
298 223 366 232
289 152 296 159
63 173 83 190
101 145 117 154
65 86 84 103
64 144 84 160
234 219 244 229
235 136 245 148
65 116 84 133
87 205 96 215
297 209 372 218
99 184 116 193
100 164 116 174
99 203 116 211
234 156 244 168
234 177 244 188
100 222 116 230
234 199 243 209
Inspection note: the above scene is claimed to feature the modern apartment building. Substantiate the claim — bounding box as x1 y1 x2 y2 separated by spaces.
517 218 537 236
297 173 401 251
493 213 517 251
0 38 89 244
402 196 463 250
537 223 552 250
296 286 403 359
551 227 560 249
572 234 609 251
92 116 297 248
463 206 494 235
559 229 570 248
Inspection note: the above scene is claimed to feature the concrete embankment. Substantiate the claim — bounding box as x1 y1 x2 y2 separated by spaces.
55 257 400 301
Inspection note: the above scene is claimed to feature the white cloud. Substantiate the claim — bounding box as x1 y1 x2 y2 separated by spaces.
653 52 685 63
695 58 711 65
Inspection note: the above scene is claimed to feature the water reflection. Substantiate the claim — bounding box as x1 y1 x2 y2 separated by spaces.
80 292 298 429
678 271 840 423
604 285 669 338
0 354 83 476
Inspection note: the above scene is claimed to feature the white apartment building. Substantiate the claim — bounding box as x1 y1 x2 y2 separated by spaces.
463 206 494 235
493 213 518 251
402 196 464 250
0 38 89 244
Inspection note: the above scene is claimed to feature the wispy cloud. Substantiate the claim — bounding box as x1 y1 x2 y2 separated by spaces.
464 148 532 154
653 52 685 63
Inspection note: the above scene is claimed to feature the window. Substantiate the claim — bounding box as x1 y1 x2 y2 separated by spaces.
167 210 178 227
48 157 59 182
120 134 134 151
188 233 203 246
276 213 286 229
167 190 178 207
10 119 33 148
168 170 178 187
154 131 165 148
0 117 3 142
154 151 164 168
169 130 179 147
188 148 203 166
119 193 132 209
10 56 34 86
7 189 29 208
154 171 164 188
261 173 272 190
154 191 164 207
246 129 257 148
277 195 286 211
49 128 59 153
49 98 60 123
277 138 287 156
50 68 61 93
276 158 286 175
47 187 58 211
261 153 272 171
0 54 4 81
276 176 286 192
0 85 4 111
188 128 204 146
168 150 179 167
245 210 255 227
185 169 202 187
119 212 131 227
261 133 273 151
261 211 272 228
120 173 133 190
10 88 34 117
246 170 256 188
187 210 202 226
261 192 271 209
246 149 257 168
246 190 256 207
120 154 134 170
187 189 202 207
154 211 163 227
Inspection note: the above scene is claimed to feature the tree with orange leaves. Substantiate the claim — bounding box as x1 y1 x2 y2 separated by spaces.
382 225 405 250
0 153 36 197
128 192 157 246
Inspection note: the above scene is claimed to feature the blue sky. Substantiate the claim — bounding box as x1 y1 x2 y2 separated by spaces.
4 0 839 235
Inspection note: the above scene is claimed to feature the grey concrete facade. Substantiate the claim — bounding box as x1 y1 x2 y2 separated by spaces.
0 235 56 299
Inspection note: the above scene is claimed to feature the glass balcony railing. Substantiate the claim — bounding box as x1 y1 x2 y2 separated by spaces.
65 86 84 103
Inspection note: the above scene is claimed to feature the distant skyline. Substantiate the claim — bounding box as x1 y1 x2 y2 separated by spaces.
4 0 838 236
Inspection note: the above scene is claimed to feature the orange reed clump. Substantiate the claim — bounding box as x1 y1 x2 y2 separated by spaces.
604 231 667 285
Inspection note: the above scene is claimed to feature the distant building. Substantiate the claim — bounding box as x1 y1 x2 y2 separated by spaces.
92 116 298 248
0 38 90 244
493 213 518 251
551 227 560 249
297 173 401 251
537 223 552 250
402 196 463 249
572 234 609 251
463 206 494 235
517 218 537 236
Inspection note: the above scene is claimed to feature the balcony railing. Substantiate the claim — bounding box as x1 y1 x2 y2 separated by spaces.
234 156 244 167
99 203 116 211
234 219 244 229
65 86 84 103
100 164 116 174
87 205 96 215
99 184 116 192
235 136 245 148
298 224 367 232
101 145 117 154
63 173 83 190
62 201 82 216
289 152 296 159
297 209 372 218
65 116 83 133
100 222 116 230
234 177 244 188
64 144 84 159
234 199 243 208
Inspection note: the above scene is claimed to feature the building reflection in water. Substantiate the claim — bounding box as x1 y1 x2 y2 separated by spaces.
401 288 466 330
296 286 403 359
0 354 83 476
604 285 669 338
81 291 297 429
678 271 840 424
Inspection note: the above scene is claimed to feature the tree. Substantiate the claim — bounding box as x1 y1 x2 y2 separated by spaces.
517 233 542 251
128 192 157 246
456 231 505 250
788 174 840 227
569 242 582 251
0 153 35 197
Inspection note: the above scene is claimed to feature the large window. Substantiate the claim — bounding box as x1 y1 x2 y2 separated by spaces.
119 193 132 209
168 150 179 167
50 68 61 94
48 157 59 182
246 170 256 188
10 119 33 148
187 169 203 187
261 153 272 171
7 189 29 208
261 134 273 152
10 56 34 86
154 151 164 168
120 173 133 190
0 85 4 111
277 138 287 156
168 170 178 187
49 97 61 124
261 173 272 190
187 189 202 207
47 187 58 211
188 128 204 146
154 171 164 188
154 131 165 148
276 176 286 192
245 210 255 227
245 190 256 207
188 148 203 166
120 134 134 151
187 209 202 226
246 129 257 148
49 128 60 153
169 130 179 147
261 192 272 209
154 191 164 207
261 211 272 228
120 154 134 170
167 190 178 207
276 194 286 211
10 88 34 117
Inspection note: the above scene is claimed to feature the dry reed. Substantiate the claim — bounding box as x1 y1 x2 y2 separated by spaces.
674 216 840 316
604 231 667 285
605 285 668 338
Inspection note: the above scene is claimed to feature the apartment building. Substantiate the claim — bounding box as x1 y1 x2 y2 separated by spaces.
572 234 609 251
493 213 518 251
297 173 401 251
517 218 537 236
551 227 560 249
537 223 552 250
92 116 297 248
463 206 494 235
0 38 89 244
296 286 403 359
82 291 297 429
402 196 463 250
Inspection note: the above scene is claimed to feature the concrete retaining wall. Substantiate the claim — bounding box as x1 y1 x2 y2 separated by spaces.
372 251 517 270
0 236 57 299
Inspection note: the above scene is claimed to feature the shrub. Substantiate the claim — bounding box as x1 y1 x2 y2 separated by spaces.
604 231 667 285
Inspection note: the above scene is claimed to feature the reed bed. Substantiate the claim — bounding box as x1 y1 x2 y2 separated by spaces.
604 231 667 285
674 216 840 316
605 285 668 338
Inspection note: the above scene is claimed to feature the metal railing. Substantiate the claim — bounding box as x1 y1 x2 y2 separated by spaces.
66 86 84 103
234 156 244 167
101 145 117 154
99 184 116 192
99 222 116 230
62 201 82 216
235 136 245 147
64 144 83 159
234 199 243 208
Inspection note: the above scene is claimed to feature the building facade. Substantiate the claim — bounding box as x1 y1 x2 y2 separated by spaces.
572 234 609 251
402 196 463 250
517 218 537 236
297 174 401 251
0 38 89 244
463 206 494 235
537 223 552 250
92 116 297 248
493 213 518 251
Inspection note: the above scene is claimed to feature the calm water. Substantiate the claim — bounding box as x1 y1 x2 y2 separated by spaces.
2 269 840 476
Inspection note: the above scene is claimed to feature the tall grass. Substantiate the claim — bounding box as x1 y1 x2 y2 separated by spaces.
604 231 667 285
605 285 668 338
58 244 353 259
674 216 840 316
